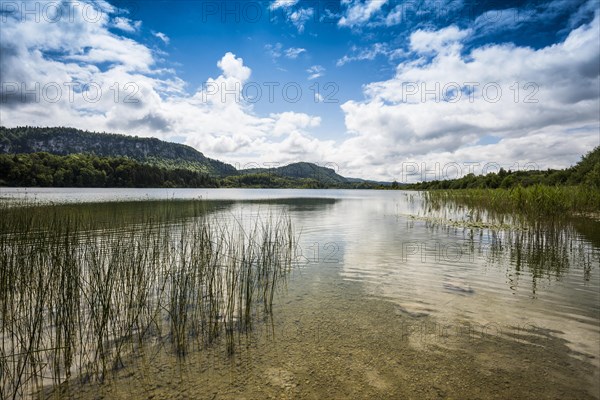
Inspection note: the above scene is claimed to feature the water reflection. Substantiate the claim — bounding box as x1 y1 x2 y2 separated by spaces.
335 191 599 364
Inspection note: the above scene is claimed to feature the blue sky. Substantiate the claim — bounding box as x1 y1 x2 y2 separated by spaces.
1 0 599 180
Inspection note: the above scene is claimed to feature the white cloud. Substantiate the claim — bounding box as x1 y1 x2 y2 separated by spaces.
0 1 328 168
338 0 388 28
285 47 306 59
2 0 598 182
565 0 600 30
380 130 599 183
336 43 401 66
332 14 600 179
409 25 471 54
269 0 300 10
266 44 306 60
217 52 251 82
270 112 321 136
265 43 283 59
471 0 597 37
306 65 325 80
113 17 141 32
383 0 466 27
383 4 405 26
269 0 314 33
288 8 314 33
152 31 170 44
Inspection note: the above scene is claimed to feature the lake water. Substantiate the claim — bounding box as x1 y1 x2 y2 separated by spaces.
1 188 599 399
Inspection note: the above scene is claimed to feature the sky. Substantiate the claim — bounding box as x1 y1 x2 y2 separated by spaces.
0 0 599 181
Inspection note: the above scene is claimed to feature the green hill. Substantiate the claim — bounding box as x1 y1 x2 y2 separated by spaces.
241 162 349 185
0 152 219 188
0 126 380 188
0 126 237 176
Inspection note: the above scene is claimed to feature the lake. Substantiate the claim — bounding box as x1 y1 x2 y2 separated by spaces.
1 188 599 399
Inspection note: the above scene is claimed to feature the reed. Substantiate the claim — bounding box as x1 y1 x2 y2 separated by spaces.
422 185 600 219
0 200 295 399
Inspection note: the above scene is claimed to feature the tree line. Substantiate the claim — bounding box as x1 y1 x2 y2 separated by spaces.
0 152 376 189
2 147 596 190
403 146 600 190
0 152 219 188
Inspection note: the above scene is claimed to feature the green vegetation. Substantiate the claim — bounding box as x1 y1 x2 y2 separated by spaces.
405 147 600 218
0 126 236 176
0 152 378 189
422 185 600 218
0 152 219 188
406 147 600 190
221 172 355 189
0 200 295 398
240 162 349 185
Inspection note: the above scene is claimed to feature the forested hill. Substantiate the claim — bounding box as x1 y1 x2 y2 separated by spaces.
240 162 348 185
0 126 236 176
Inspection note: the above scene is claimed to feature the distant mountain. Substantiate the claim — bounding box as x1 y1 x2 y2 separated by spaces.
0 126 237 176
346 177 397 186
241 162 349 185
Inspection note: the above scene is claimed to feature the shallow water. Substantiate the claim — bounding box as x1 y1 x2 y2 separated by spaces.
2 188 599 399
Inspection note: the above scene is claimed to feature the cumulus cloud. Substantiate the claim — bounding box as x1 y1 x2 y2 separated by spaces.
333 14 600 179
380 130 599 183
338 0 389 27
0 1 328 167
409 25 470 54
270 112 321 136
0 0 164 132
217 52 251 82
2 0 598 182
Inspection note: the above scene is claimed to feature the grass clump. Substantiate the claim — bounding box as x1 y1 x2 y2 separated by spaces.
0 200 295 399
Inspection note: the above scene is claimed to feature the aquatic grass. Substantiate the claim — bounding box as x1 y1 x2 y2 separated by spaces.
0 200 295 399
416 187 598 294
422 185 600 220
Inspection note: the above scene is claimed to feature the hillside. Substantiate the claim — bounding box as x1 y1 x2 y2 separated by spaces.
0 152 219 188
241 162 349 185
0 126 382 188
0 126 236 176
